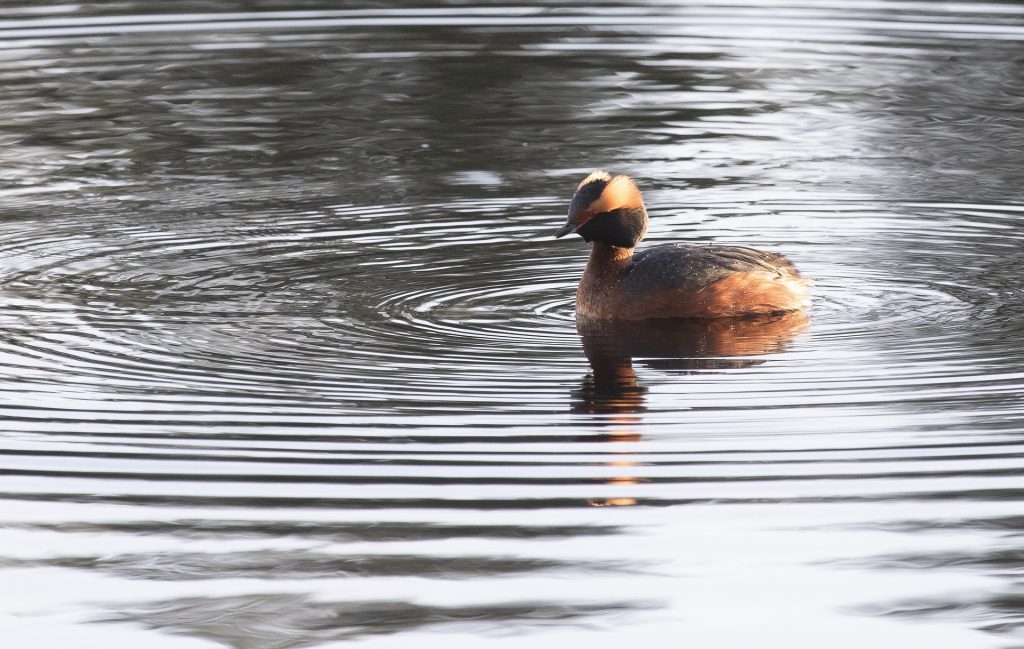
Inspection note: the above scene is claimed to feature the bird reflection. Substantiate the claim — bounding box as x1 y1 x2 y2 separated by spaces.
573 312 810 507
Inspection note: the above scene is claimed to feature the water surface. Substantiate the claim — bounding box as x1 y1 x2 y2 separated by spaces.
2 1 1024 647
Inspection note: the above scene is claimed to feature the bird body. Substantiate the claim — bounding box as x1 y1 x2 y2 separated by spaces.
556 171 810 320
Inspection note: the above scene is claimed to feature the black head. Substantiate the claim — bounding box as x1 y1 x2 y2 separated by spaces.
575 206 648 249
554 171 648 249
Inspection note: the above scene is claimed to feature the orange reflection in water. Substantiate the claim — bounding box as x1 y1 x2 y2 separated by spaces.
575 312 810 507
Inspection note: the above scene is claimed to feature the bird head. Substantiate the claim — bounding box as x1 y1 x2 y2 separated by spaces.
555 170 648 249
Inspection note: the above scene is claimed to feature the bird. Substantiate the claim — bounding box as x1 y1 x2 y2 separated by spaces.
554 170 811 320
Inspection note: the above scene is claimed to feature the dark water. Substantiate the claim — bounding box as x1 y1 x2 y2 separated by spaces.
2 1 1024 647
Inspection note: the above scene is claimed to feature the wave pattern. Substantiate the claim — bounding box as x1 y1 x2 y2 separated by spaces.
1 2 1024 648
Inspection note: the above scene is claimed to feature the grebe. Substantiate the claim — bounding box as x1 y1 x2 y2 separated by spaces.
555 171 811 319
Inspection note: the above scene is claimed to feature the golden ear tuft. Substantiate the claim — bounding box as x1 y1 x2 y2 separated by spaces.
577 169 612 190
598 175 644 212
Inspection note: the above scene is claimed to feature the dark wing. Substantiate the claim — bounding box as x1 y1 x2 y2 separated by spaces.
624 243 800 293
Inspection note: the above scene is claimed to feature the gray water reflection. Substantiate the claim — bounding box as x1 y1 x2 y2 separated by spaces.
104 594 645 648
1 1 1024 648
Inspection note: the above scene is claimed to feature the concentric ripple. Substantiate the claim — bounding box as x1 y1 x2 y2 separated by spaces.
1 195 1018 431
2 1 1024 648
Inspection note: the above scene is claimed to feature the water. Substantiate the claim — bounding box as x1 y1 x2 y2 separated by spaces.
2 1 1024 647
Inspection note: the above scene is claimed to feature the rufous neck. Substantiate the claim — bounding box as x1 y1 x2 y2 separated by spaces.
587 242 634 270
